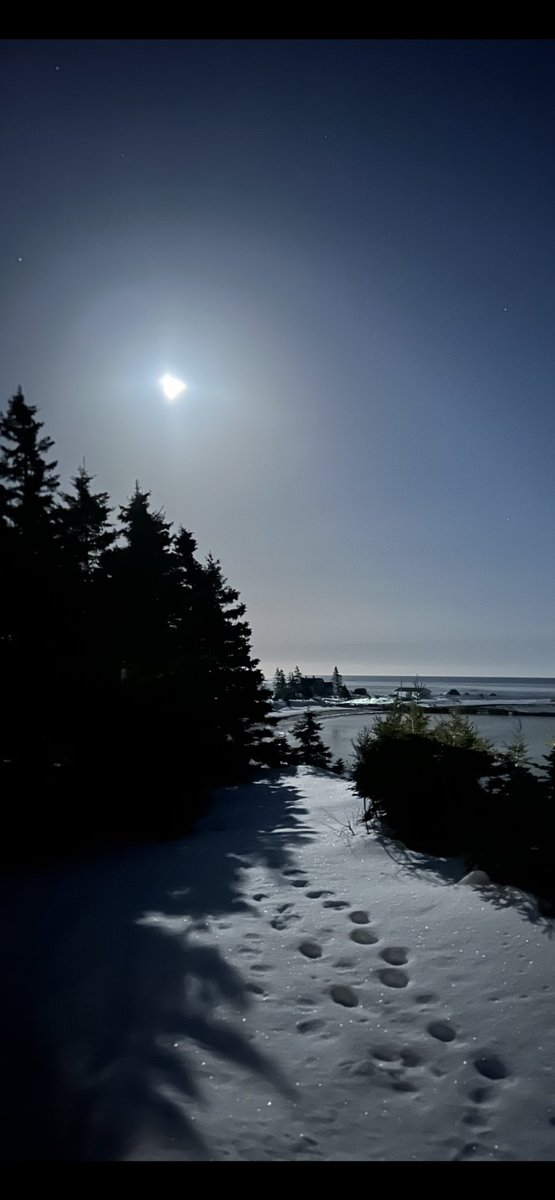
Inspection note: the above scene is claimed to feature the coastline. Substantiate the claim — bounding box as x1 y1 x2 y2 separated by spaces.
273 701 555 722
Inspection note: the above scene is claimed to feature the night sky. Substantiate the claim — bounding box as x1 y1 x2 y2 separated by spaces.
1 39 554 677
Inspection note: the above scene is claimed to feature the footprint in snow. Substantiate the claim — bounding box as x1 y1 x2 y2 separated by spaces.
350 928 379 945
378 967 410 989
373 1044 424 1069
427 1019 456 1043
462 1111 491 1130
372 1044 398 1062
392 1079 419 1094
306 890 334 899
473 1053 510 1081
380 946 409 966
469 1086 493 1105
330 984 359 1008
299 939 323 959
296 1017 327 1034
349 910 370 924
281 869 310 887
400 1047 424 1068
323 900 350 910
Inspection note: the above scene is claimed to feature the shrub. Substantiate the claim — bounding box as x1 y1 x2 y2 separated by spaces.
353 708 555 903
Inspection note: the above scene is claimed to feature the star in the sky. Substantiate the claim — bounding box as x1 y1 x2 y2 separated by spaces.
17 256 23 263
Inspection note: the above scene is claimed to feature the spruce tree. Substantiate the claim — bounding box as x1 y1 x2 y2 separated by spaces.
291 710 333 770
109 482 177 681
59 462 115 579
96 483 182 821
186 552 276 778
0 389 61 767
273 667 288 701
0 387 59 541
54 464 118 770
543 743 555 801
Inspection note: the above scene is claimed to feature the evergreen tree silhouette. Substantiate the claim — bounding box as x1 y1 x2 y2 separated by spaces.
0 387 59 540
0 392 279 852
204 553 275 775
0 389 61 767
172 542 276 780
55 463 117 771
273 668 288 701
109 482 177 682
100 484 181 820
292 665 303 698
59 462 115 579
291 711 333 769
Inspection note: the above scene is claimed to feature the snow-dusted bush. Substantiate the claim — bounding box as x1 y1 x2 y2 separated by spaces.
352 710 555 904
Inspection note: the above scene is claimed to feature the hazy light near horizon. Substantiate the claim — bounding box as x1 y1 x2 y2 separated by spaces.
160 373 187 402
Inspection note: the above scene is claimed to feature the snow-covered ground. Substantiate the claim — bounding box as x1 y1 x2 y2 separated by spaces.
1 768 554 1161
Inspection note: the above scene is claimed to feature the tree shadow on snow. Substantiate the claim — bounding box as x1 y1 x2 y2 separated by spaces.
373 831 554 935
0 771 312 1161
372 830 467 886
466 880 554 935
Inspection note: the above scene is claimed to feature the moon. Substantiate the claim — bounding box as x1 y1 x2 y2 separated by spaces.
160 373 187 402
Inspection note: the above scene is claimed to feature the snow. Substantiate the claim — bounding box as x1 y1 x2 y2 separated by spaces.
1 767 554 1161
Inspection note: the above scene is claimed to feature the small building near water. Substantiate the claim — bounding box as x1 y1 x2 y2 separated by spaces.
394 683 432 701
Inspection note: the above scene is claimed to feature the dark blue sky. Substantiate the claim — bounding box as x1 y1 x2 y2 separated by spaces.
1 40 554 675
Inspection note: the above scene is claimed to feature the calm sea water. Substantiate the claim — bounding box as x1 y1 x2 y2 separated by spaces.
341 675 555 702
311 711 555 771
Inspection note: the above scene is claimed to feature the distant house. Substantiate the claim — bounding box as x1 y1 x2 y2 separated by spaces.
300 675 333 699
394 683 432 701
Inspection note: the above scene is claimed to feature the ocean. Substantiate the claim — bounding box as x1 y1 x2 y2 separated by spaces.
340 675 555 704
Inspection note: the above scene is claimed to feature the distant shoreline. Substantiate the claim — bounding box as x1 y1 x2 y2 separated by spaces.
275 702 555 722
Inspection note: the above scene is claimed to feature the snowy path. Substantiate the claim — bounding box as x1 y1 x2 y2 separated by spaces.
1 768 554 1160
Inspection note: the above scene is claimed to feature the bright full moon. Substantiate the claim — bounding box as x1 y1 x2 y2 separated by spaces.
160 373 187 402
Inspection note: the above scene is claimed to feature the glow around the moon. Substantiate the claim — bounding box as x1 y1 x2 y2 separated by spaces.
160 373 187 401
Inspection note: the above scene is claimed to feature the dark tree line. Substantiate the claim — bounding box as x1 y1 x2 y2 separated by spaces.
0 388 282 860
273 666 350 702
